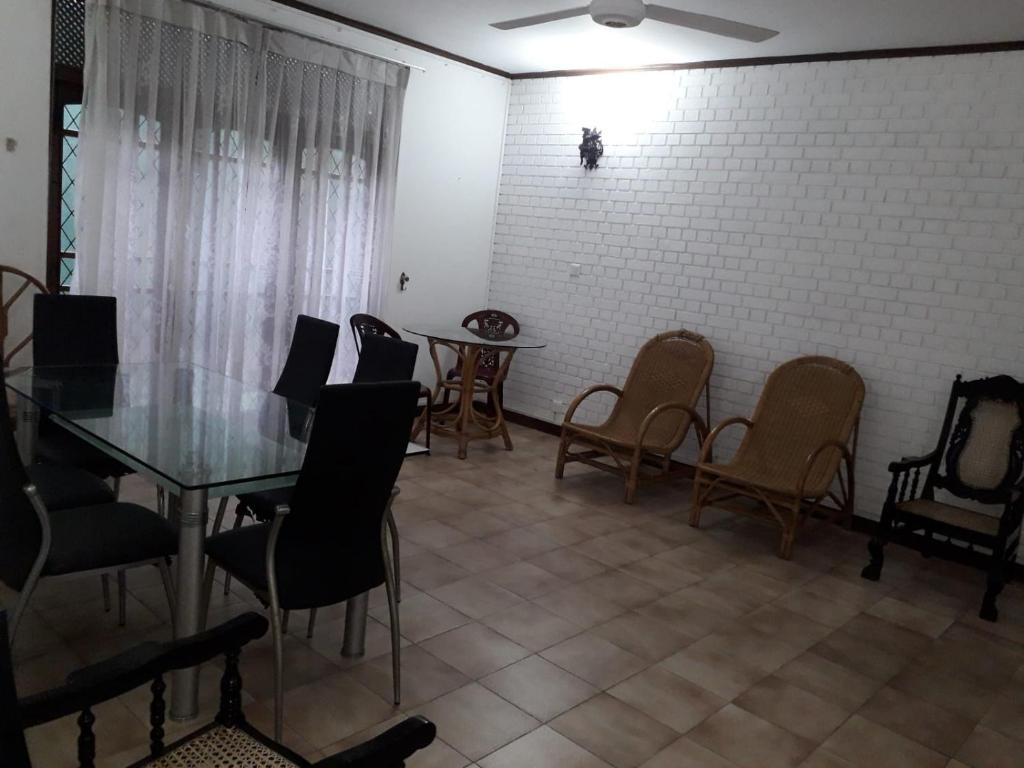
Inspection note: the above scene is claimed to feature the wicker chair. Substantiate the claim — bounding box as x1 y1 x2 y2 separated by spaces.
556 330 714 503
861 374 1024 621
0 265 47 367
442 309 520 415
691 356 864 559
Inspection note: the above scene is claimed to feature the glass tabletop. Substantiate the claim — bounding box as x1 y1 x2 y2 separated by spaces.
403 325 546 349
5 363 313 494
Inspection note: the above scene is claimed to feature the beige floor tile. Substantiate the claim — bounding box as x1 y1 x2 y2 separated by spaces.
480 601 583 652
528 547 608 582
689 704 816 768
420 623 530 678
775 651 882 711
981 689 1024 742
369 591 471 643
401 520 472 549
480 655 597 721
635 594 734 641
609 665 725 733
550 694 679 768
798 748 857 767
534 584 626 628
280 672 396 749
428 577 523 620
347 645 468 708
866 597 955 639
822 715 947 768
590 612 692 661
889 663 1002 722
241 636 348 701
660 642 767 701
639 736 741 767
479 726 612 768
775 587 864 628
858 686 975 757
578 570 665 609
954 725 1023 768
402 552 474 590
617 558 703 592
813 626 912 682
483 528 561 559
443 509 518 538
413 683 539 761
435 540 520 574
483 561 568 599
734 675 852 742
542 633 647 689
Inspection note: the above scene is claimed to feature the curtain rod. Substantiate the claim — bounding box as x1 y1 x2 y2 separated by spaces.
187 0 427 73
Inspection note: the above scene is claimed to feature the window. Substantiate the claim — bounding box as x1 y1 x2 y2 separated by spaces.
47 0 85 292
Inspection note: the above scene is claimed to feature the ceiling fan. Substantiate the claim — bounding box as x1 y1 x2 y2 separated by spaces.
490 0 779 43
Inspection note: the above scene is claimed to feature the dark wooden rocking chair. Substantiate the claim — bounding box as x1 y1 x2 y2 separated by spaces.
861 374 1024 621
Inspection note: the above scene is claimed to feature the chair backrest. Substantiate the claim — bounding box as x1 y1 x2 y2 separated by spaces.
32 294 118 366
926 375 1024 504
740 356 865 494
283 381 420 601
0 266 48 368
353 334 418 384
613 330 714 447
0 367 42 595
461 309 520 340
349 313 401 355
0 612 32 768
272 314 340 407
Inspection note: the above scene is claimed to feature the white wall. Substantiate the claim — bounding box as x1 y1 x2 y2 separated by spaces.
0 0 52 355
489 53 1024 522
212 0 510 384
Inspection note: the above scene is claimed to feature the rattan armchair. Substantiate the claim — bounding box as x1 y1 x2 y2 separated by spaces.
555 330 714 503
690 356 864 559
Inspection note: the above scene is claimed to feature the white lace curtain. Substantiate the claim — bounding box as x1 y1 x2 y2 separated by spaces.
76 0 408 384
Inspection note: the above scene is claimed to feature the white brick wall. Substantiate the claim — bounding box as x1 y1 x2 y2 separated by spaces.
488 52 1024 524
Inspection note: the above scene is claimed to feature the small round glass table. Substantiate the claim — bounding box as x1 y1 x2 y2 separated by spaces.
404 325 546 459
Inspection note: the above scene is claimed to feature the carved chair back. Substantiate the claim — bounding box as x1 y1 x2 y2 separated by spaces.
0 266 48 368
461 309 520 374
924 375 1024 505
349 313 401 355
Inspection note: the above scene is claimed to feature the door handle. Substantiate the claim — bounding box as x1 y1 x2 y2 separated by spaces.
399 272 410 291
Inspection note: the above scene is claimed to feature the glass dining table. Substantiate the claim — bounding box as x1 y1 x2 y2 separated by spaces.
4 362 426 721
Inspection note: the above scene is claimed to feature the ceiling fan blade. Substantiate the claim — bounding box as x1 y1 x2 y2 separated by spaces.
645 5 779 42
490 7 590 30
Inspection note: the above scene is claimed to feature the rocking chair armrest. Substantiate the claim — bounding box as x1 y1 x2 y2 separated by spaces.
563 385 623 423
636 402 709 449
19 613 269 727
798 439 853 499
888 450 938 473
314 716 437 767
698 417 754 464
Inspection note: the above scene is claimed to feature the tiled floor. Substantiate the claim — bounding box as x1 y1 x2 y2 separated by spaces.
6 424 1024 767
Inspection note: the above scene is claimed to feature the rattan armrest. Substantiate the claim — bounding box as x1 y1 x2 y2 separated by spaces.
563 385 624 424
798 439 853 498
697 416 754 463
637 402 708 450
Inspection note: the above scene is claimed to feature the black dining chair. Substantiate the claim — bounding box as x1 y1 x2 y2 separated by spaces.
0 367 177 647
211 315 339 604
1 610 437 768
203 381 419 740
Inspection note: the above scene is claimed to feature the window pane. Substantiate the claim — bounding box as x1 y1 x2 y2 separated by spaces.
63 103 82 132
59 257 75 289
60 121 79 254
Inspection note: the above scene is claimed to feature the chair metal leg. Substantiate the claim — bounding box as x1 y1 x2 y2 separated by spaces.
306 608 317 639
112 475 122 499
117 570 128 627
270 607 285 741
8 574 43 648
223 511 245 596
156 487 165 517
211 497 229 536
382 534 401 706
157 559 178 638
199 560 217 633
101 573 112 612
386 508 401 603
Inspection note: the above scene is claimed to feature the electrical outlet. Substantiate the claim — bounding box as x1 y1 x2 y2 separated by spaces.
4 138 16 153
569 263 581 277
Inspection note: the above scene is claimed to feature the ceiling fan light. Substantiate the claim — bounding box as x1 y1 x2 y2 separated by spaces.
589 0 646 28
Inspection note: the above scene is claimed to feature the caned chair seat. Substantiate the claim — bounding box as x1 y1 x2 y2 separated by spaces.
896 498 1002 537
130 723 304 768
25 463 116 510
45 503 177 577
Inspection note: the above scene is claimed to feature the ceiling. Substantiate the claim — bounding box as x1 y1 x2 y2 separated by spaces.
295 0 1024 75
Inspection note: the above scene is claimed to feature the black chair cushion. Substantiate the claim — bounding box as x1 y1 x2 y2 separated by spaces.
44 504 176 578
35 426 133 479
206 523 386 611
26 463 116 510
236 487 292 524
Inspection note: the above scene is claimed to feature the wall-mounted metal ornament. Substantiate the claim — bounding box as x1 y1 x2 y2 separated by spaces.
579 127 603 170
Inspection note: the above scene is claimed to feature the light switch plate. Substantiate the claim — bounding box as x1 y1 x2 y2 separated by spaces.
569 262 581 277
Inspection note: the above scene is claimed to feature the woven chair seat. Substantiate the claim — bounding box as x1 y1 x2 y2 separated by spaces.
134 724 301 767
697 457 823 498
896 499 1002 536
565 416 679 453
